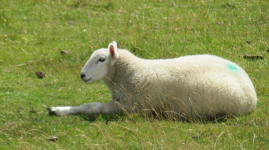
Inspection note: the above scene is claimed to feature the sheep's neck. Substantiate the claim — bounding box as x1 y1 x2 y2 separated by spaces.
104 64 116 91
104 50 144 99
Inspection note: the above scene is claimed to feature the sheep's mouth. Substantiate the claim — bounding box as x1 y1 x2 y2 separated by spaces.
84 78 92 82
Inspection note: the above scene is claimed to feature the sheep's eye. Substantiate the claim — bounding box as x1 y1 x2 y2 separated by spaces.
97 58 106 63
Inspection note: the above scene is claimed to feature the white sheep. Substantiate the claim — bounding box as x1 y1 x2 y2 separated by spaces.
48 41 257 119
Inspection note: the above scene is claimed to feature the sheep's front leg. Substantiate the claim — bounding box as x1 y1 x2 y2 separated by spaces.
48 101 122 116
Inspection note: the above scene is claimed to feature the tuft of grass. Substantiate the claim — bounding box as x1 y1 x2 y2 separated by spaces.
0 0 269 149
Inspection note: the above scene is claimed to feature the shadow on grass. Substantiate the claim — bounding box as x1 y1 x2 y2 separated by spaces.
80 113 127 123
47 106 254 124
57 112 241 124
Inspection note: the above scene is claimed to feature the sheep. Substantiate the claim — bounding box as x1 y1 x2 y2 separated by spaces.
48 41 257 119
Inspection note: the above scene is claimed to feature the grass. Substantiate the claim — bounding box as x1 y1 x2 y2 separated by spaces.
0 0 269 149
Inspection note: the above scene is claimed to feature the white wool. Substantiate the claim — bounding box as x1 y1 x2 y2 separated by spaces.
99 49 257 117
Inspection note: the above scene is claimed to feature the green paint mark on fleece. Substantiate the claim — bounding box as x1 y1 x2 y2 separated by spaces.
227 64 238 71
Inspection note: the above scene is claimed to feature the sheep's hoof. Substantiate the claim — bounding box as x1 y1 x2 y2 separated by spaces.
47 107 70 116
47 108 58 116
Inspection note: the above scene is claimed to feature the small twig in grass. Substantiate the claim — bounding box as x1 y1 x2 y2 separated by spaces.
192 136 200 139
214 132 224 150
27 129 48 140
61 50 70 55
47 136 58 142
35 71 45 79
253 133 256 146
243 54 264 60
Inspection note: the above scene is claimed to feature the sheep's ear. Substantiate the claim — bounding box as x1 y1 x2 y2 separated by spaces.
108 41 119 61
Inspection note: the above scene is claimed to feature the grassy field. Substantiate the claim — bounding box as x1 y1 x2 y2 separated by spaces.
1 0 269 149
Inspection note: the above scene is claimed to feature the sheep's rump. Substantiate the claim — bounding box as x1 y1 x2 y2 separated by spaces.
111 51 257 117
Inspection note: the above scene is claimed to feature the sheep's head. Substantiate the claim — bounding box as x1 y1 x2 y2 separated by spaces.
80 41 119 84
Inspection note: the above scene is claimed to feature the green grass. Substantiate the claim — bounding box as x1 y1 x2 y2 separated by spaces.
1 0 269 149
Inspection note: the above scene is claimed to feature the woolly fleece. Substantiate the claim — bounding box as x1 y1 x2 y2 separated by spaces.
103 49 257 117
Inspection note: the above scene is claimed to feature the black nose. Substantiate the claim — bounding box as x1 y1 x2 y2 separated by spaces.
80 73 85 79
